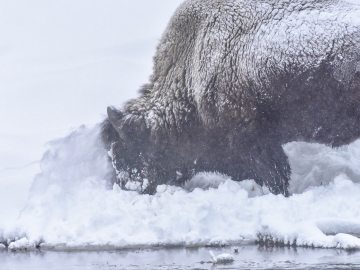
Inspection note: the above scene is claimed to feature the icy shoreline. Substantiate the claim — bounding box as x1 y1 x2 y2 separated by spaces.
2 177 360 251
1 126 360 251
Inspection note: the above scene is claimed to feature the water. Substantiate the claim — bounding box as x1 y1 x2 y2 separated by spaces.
1 245 360 270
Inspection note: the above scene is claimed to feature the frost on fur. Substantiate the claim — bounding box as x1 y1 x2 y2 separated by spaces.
103 0 360 196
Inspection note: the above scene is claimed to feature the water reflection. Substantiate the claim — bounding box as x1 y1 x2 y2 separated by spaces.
1 245 360 270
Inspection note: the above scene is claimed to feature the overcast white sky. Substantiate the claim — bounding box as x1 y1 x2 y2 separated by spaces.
0 0 183 169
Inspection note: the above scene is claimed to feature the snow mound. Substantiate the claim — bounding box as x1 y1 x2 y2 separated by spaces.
209 251 234 264
285 141 360 193
184 172 269 197
0 126 360 251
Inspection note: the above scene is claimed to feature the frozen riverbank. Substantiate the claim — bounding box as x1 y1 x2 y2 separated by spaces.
1 126 360 251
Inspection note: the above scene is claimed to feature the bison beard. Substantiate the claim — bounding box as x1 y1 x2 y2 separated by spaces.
102 0 360 196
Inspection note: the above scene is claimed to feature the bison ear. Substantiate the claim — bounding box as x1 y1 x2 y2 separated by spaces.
107 106 124 129
107 106 133 142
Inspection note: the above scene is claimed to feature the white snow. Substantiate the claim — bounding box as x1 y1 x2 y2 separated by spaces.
285 141 360 193
0 0 360 252
0 126 359 250
8 237 34 251
209 251 234 264
0 0 183 232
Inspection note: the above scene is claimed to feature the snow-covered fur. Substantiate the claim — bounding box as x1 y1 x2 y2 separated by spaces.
103 0 360 195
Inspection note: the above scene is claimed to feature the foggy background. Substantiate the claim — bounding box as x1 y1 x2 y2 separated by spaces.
0 0 182 217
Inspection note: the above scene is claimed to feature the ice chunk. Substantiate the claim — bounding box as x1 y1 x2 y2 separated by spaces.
209 251 234 264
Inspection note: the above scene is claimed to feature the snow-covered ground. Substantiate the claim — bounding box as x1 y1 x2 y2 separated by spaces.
1 0 360 251
0 125 360 250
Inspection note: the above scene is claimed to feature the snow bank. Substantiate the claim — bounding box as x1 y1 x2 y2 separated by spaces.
0 126 360 251
285 141 360 193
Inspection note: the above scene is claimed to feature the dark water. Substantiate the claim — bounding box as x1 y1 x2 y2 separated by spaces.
1 245 360 270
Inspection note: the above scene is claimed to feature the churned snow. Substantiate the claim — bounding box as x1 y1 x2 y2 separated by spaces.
0 126 359 251
0 0 184 234
0 0 360 252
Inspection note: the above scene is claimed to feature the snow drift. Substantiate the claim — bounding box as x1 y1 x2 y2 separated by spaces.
1 125 360 250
